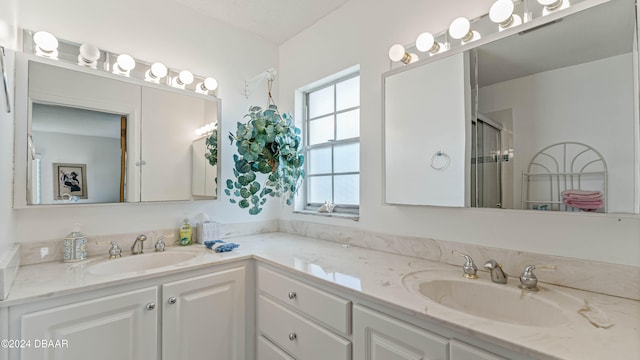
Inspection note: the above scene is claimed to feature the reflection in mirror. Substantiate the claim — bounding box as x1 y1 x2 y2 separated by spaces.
475 0 636 213
14 54 221 207
192 137 217 197
384 0 638 214
29 103 127 205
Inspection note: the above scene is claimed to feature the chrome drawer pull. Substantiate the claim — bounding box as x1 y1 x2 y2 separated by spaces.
145 302 156 310
288 333 297 341
288 291 297 300
168 297 177 305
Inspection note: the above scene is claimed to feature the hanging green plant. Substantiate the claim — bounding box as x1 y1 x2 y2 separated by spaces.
224 79 304 215
205 128 218 167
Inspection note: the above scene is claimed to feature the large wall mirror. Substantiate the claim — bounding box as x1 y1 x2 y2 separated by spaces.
384 0 639 215
14 55 220 207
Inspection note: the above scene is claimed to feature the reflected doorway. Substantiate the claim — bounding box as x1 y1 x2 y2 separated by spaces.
471 115 502 208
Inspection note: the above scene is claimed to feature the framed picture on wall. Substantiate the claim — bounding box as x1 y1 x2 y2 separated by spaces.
53 163 88 200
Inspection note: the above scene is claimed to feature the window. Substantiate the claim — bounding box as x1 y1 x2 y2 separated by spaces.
304 74 360 213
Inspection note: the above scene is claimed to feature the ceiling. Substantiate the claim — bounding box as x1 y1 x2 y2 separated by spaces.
32 103 122 139
174 0 351 44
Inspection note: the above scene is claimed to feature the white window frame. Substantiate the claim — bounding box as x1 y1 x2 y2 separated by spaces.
303 72 360 214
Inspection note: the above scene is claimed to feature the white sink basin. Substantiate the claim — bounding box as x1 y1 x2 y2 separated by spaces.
404 270 585 327
88 251 200 275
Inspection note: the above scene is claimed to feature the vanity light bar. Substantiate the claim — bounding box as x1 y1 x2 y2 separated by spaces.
195 122 217 136
388 0 571 64
26 29 219 96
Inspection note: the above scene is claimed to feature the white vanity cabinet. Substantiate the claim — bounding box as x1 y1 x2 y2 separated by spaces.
256 265 352 360
162 267 246 360
353 305 449 360
19 286 158 360
256 265 531 360
449 340 507 360
8 264 246 360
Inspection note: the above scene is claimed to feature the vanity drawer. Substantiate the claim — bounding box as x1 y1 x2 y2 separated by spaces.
258 266 351 335
258 295 351 360
257 335 295 360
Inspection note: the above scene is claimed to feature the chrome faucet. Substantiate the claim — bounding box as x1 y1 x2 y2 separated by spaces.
519 265 556 292
483 260 508 284
131 234 147 255
451 251 478 279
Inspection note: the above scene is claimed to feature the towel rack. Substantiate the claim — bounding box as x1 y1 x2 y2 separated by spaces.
521 142 607 212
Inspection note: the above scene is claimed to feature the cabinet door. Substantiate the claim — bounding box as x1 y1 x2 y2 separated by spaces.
162 266 246 360
20 287 158 360
384 52 471 207
141 87 216 201
450 340 507 360
257 335 295 360
353 305 448 360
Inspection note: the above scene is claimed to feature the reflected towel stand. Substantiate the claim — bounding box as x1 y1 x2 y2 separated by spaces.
521 142 607 212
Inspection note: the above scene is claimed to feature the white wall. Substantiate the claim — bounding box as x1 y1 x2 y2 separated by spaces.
32 132 121 204
0 52 15 256
0 0 280 245
278 0 640 266
479 53 635 213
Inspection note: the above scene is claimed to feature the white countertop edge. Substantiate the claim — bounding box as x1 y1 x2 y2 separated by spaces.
2 232 639 360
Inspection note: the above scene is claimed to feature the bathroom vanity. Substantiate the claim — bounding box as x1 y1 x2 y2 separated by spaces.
1 232 637 360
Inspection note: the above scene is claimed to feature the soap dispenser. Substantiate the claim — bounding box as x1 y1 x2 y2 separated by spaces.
63 225 88 262
179 218 193 246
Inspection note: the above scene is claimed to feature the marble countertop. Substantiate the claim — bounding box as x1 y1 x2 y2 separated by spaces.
4 232 640 359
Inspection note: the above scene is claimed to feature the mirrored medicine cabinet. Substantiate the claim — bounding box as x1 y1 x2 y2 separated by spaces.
13 53 221 208
384 0 639 215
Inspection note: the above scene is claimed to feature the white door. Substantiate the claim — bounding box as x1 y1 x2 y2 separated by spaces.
353 305 448 360
162 266 246 360
20 287 158 360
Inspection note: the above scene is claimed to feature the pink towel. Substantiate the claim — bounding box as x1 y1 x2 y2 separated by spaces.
561 190 602 200
564 199 603 209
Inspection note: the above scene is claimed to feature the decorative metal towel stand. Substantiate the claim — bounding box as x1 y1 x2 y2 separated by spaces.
521 142 607 212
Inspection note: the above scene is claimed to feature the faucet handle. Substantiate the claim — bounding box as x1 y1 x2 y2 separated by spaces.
155 236 166 252
451 250 478 279
519 265 556 292
97 241 122 259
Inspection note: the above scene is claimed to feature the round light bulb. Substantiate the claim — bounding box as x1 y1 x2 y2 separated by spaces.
33 31 58 53
116 54 135 71
539 0 569 15
538 0 562 6
489 0 515 24
416 32 435 53
79 44 100 62
203 77 218 91
388 44 406 62
150 62 168 78
178 70 194 85
449 17 471 40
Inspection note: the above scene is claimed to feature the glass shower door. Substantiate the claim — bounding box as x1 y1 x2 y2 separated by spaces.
471 118 502 208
